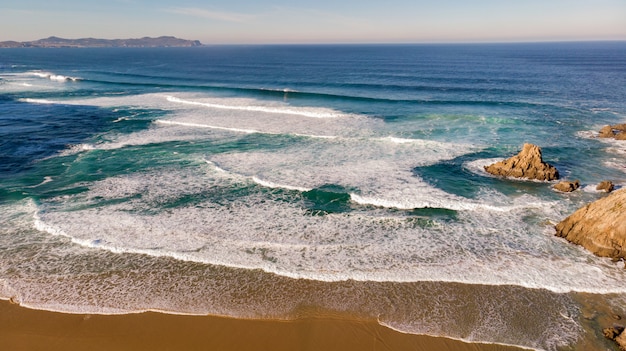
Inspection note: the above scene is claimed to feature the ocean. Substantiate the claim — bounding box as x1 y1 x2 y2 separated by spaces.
1 42 625 350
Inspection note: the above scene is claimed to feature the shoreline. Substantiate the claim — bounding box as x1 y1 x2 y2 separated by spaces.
0 299 528 351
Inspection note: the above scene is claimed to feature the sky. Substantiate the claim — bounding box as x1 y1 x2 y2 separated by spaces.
1 0 625 44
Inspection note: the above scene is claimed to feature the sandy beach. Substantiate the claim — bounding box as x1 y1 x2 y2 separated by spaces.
0 299 528 351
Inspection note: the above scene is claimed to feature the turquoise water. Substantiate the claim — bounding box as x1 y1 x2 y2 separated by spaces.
1 43 626 350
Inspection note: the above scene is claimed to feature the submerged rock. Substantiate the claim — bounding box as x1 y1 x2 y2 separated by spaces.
554 180 580 192
555 189 626 261
597 181 615 193
484 143 559 181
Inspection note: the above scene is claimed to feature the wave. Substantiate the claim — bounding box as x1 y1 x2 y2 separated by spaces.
251 177 313 192
32 204 626 295
206 155 534 213
27 165 626 295
18 98 56 104
2 196 583 351
44 73 557 109
28 71 80 82
57 143 97 156
378 322 543 351
347 193 545 212
165 95 347 118
155 119 260 134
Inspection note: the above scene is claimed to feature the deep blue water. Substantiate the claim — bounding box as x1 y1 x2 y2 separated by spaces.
1 42 626 350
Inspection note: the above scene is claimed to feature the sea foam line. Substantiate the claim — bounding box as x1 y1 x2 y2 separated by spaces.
155 119 260 134
378 321 540 351
31 206 626 295
166 95 345 118
252 177 313 192
348 193 547 212
31 212 626 294
155 119 340 140
19 98 57 104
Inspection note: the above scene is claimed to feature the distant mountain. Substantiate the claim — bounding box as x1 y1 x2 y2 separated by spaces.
0 36 203 48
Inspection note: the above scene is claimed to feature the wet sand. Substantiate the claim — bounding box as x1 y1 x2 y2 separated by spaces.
0 300 527 351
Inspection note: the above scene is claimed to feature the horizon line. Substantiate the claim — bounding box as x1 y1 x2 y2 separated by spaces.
2 36 626 47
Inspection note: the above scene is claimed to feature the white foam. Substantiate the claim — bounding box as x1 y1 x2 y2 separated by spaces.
377 136 424 144
207 137 490 212
58 143 97 156
580 183 623 193
166 95 346 118
379 322 541 351
155 119 344 140
0 71 84 93
30 168 626 295
252 177 313 192
464 158 503 177
19 98 56 104
26 176 54 188
28 71 80 82
155 119 261 134
575 130 597 139
348 193 541 212
11 92 375 142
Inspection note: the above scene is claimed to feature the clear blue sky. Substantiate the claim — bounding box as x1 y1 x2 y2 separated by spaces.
1 0 625 44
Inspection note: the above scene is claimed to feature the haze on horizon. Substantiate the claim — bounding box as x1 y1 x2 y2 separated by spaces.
1 0 625 44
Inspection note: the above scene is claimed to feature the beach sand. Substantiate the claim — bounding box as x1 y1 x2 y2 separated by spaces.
0 299 527 351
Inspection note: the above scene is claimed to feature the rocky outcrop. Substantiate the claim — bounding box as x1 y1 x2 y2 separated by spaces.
554 180 580 192
618 331 626 351
604 325 626 350
555 188 626 260
599 124 626 140
597 181 615 193
484 143 559 181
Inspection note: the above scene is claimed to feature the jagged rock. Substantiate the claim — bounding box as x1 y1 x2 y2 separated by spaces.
617 330 626 350
555 189 626 260
600 125 616 138
597 181 615 193
554 180 580 192
603 325 626 350
604 326 624 340
599 124 626 140
484 143 559 181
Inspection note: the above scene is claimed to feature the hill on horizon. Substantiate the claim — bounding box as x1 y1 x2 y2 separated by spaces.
0 36 203 48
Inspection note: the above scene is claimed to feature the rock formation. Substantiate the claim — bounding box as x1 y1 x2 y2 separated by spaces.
618 331 626 351
597 181 615 193
554 180 580 192
484 143 559 181
599 124 626 140
555 188 626 261
604 325 626 350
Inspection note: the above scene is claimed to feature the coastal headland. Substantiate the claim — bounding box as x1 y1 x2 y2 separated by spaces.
0 36 202 48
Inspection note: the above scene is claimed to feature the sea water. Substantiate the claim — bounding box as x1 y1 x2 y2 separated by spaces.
1 43 626 350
